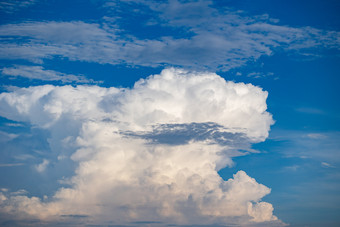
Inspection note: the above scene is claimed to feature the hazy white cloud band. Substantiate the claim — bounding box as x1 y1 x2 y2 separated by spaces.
0 68 282 226
1 65 96 84
0 0 37 14
0 3 339 71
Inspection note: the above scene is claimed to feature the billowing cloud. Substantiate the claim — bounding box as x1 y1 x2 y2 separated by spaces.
0 68 282 226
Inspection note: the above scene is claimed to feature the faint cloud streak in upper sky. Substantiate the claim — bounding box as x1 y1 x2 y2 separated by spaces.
0 1 339 71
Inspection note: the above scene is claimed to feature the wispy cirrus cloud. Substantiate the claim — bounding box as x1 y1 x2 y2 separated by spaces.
0 1 339 71
103 0 340 69
0 130 18 142
0 0 37 14
0 163 24 167
270 130 340 166
1 65 98 84
295 107 326 115
321 162 335 168
0 21 122 64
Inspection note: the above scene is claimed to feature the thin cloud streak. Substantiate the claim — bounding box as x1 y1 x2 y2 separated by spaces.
0 2 339 71
0 0 37 14
0 163 24 167
1 65 98 84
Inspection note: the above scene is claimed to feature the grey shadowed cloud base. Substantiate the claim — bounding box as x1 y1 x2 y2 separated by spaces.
122 122 249 146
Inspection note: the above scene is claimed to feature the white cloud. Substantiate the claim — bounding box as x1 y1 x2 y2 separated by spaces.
1 65 97 84
34 159 49 173
282 165 300 172
5 122 24 127
0 130 18 142
103 0 340 69
247 72 274 79
0 1 339 71
0 163 24 167
306 133 327 139
296 107 325 115
0 69 282 226
0 0 37 14
270 130 340 165
0 193 6 203
0 21 122 64
321 162 335 168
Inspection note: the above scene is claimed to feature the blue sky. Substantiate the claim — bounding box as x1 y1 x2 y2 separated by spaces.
0 0 339 226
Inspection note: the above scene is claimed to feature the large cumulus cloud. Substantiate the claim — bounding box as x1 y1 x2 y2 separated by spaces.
0 68 281 226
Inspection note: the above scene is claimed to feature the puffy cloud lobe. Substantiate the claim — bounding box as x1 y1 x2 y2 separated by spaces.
35 159 50 173
0 69 280 225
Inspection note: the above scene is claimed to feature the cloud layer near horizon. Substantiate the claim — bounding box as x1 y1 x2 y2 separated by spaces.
0 68 281 226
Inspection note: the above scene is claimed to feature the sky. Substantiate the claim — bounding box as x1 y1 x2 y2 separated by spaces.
0 0 339 226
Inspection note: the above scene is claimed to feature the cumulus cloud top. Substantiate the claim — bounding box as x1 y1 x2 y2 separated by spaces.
0 69 279 226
